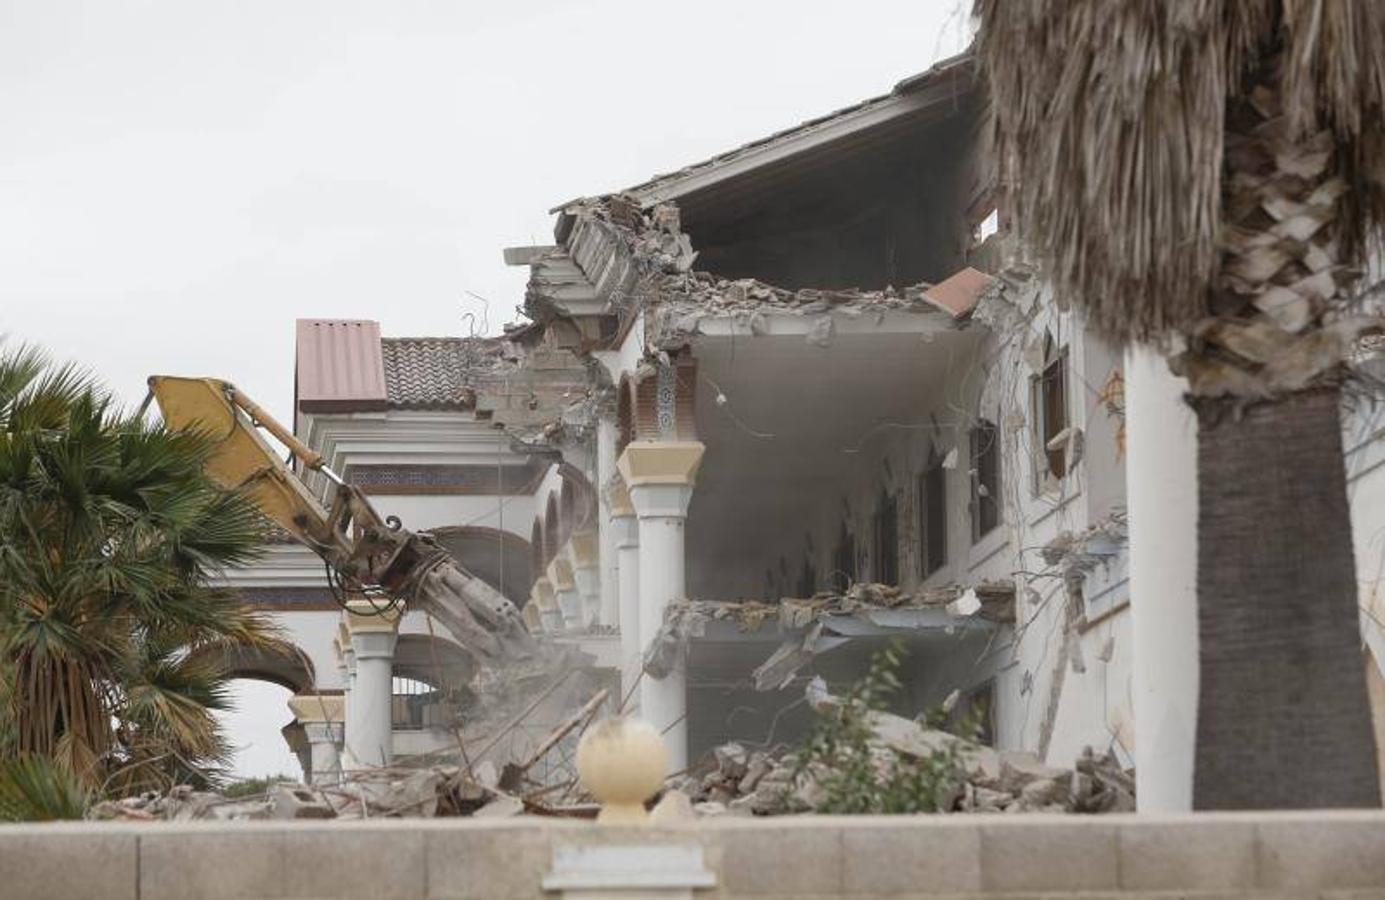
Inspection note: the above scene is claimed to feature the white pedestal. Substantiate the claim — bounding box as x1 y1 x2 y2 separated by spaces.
542 845 715 899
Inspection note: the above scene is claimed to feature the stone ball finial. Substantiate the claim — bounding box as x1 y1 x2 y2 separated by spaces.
576 716 669 824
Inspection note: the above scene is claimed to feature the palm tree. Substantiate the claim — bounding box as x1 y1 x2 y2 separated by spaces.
0 343 281 793
975 3 1385 807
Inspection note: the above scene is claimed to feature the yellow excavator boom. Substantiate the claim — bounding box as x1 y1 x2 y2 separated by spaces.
147 376 337 547
147 375 536 665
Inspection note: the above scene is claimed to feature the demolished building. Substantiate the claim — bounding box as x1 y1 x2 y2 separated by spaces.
222 50 1385 809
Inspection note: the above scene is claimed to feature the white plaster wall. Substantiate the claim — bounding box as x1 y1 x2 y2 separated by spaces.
1347 402 1385 646
762 295 1134 766
368 493 537 538
268 610 346 691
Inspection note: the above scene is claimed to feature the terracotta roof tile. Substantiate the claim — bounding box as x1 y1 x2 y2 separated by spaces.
922 266 993 317
379 337 518 410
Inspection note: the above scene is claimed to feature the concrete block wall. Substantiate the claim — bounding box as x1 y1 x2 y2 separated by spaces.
2 812 1383 900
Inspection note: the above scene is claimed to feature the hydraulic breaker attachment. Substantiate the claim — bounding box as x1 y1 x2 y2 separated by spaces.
147 375 536 664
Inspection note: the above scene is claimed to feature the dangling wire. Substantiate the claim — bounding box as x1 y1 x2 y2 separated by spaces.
323 560 402 616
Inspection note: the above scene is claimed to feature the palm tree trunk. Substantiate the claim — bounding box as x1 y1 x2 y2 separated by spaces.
1193 386 1379 808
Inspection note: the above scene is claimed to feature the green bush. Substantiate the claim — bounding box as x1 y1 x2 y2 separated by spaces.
791 642 972 814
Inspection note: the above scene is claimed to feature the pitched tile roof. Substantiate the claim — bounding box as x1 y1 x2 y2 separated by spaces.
379 337 480 409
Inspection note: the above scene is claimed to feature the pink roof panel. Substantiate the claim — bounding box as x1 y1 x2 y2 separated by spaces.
295 319 388 412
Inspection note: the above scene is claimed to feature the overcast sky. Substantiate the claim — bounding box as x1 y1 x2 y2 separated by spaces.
1 1 970 778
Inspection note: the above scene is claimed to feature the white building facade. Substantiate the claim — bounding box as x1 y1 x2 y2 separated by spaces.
223 53 1385 809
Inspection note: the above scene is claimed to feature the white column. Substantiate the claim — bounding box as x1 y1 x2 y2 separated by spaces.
619 441 705 774
340 635 358 765
596 417 621 627
548 557 584 631
611 489 641 706
344 601 402 770
288 695 345 785
1127 345 1198 812
568 530 602 628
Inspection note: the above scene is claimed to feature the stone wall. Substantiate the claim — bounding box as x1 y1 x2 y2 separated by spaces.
4 812 1384 899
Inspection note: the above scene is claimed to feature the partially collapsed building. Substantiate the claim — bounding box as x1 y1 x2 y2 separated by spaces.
222 52 1385 809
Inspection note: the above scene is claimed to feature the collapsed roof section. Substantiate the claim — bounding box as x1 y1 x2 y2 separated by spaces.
645 581 1016 692
511 51 994 353
518 194 995 354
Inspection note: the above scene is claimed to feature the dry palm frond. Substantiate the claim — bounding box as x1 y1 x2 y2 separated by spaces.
974 0 1385 345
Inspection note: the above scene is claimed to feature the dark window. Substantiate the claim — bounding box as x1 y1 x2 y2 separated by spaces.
795 559 817 598
918 459 947 577
971 420 1001 540
831 525 857 591
950 681 995 746
1030 345 1070 488
873 491 899 585
530 519 544 577
544 494 559 564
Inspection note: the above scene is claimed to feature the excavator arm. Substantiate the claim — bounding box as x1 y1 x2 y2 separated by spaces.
147 376 536 664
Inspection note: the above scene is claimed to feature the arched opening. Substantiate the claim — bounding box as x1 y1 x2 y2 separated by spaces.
429 525 536 607
530 518 545 584
218 680 305 781
392 633 477 729
557 462 597 534
211 642 317 782
560 478 576 544
216 641 317 695
544 494 559 565
617 376 635 452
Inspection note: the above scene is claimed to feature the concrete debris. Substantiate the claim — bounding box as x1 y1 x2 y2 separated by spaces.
473 795 525 818
646 582 1016 689
271 783 336 820
649 789 695 824
946 588 982 617
89 759 595 823
90 785 271 822
669 689 1133 817
549 195 982 354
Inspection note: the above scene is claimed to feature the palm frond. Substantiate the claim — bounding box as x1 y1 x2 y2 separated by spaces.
974 0 1385 343
0 755 90 821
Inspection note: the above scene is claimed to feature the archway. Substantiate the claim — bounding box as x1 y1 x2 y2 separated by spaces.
391 633 477 730
429 525 535 607
544 494 559 567
210 641 317 781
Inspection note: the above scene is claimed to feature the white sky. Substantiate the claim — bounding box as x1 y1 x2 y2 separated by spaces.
1 0 970 778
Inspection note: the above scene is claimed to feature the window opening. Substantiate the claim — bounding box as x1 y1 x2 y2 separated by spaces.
971 419 1002 541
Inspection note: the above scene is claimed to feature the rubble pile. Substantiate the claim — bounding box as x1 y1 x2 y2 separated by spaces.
673 714 1134 817
87 764 560 823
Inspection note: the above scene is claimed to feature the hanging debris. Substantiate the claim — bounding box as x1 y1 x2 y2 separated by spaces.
643 581 1016 689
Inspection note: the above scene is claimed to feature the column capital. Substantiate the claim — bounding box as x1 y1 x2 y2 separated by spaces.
606 475 635 518
288 693 345 725
547 556 577 592
616 441 705 488
568 529 600 568
345 599 404 635
531 576 557 612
